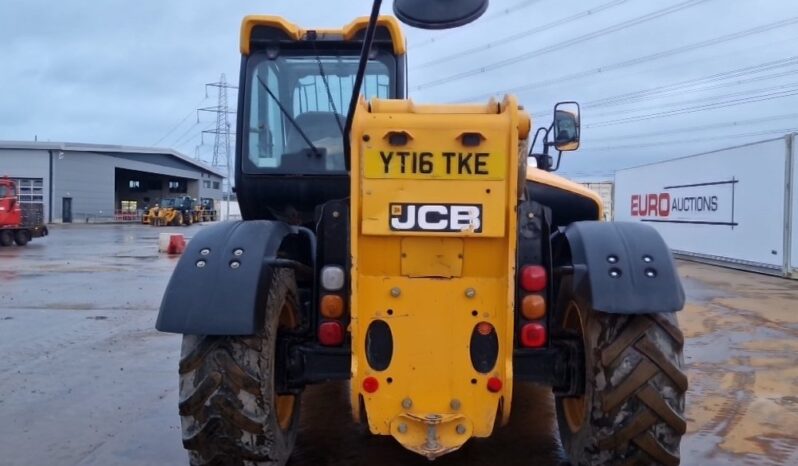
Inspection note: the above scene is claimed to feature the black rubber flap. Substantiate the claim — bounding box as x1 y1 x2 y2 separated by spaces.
564 221 686 314
156 220 293 335
393 0 489 29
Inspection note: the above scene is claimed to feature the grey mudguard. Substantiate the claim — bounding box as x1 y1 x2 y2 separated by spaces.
156 220 297 335
563 221 685 314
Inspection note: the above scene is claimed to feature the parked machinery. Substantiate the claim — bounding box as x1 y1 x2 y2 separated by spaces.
157 3 687 465
0 177 48 246
144 197 192 226
141 202 160 225
190 198 217 223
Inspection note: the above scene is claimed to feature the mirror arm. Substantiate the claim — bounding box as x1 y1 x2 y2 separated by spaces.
542 121 555 150
343 0 383 171
529 124 555 172
529 126 549 158
551 151 563 172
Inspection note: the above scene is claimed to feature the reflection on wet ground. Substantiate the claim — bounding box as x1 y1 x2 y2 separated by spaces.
0 225 796 465
679 263 798 466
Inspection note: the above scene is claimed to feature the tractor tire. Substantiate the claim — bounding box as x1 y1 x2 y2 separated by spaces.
170 213 183 227
555 277 687 466
178 269 301 466
0 230 13 247
14 230 30 246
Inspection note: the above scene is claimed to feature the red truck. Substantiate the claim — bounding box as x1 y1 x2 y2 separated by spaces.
0 177 48 246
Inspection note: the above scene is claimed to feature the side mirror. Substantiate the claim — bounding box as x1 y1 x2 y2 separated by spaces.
394 0 489 30
553 102 580 152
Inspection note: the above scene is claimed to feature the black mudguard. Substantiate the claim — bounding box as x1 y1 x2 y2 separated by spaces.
562 221 685 314
156 220 299 335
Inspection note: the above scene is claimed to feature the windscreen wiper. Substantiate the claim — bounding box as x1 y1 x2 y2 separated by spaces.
312 41 344 135
255 75 324 157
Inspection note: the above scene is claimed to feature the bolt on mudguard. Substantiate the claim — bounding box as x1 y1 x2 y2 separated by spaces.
156 220 304 335
561 221 686 314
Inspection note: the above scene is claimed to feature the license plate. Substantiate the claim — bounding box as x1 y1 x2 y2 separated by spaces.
364 149 505 180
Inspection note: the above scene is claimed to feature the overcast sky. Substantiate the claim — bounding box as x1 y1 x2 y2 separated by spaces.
1 0 797 179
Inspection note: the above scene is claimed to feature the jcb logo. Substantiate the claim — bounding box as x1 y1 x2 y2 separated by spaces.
389 203 482 233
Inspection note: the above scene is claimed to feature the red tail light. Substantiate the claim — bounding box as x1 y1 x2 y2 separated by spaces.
520 265 547 292
520 323 547 348
362 376 379 393
487 376 503 393
318 320 345 346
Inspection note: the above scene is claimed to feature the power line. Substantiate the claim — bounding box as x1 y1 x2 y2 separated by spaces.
586 87 798 127
174 124 215 152
152 109 195 147
152 97 209 146
529 56 798 117
581 69 798 113
408 0 545 49
413 0 630 70
586 80 798 121
415 0 712 90
457 16 798 102
583 126 798 151
170 121 202 148
586 112 798 142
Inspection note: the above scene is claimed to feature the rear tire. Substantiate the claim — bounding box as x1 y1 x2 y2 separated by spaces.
14 230 30 246
555 277 687 466
178 269 301 466
170 212 183 227
0 230 13 247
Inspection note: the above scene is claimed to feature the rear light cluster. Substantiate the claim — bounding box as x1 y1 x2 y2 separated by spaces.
318 265 347 346
519 265 547 348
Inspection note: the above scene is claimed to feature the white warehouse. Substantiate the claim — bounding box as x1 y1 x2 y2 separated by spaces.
0 141 225 223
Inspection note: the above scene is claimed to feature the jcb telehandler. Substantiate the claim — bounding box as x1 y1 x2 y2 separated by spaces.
157 2 687 465
196 198 218 223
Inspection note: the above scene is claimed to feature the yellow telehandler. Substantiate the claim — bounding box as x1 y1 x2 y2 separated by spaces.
158 2 687 465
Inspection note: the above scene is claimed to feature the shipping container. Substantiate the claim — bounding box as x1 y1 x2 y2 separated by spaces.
579 181 614 221
614 133 796 278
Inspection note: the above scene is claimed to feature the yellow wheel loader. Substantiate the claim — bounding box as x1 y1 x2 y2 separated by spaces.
157 2 687 465
141 204 159 225
148 197 194 226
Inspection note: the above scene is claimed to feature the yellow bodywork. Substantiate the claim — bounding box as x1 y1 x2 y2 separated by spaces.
142 206 159 225
526 167 605 219
350 96 529 459
147 208 181 226
240 15 406 56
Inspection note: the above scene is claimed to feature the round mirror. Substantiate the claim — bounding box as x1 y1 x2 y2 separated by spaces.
393 0 489 30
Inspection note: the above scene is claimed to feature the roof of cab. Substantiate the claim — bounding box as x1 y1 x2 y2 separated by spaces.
240 15 406 56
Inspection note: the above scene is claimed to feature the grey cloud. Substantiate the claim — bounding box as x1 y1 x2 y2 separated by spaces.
1 0 797 177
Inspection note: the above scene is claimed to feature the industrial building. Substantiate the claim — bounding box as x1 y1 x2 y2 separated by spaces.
0 141 225 223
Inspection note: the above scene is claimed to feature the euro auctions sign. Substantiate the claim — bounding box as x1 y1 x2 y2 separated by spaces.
630 179 738 227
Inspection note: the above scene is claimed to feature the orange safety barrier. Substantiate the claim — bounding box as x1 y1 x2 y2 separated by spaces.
167 234 186 255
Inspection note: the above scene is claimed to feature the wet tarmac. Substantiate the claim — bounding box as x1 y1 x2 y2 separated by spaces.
0 224 796 465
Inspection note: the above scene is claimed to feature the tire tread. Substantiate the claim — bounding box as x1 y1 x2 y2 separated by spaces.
177 270 298 466
556 280 688 466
